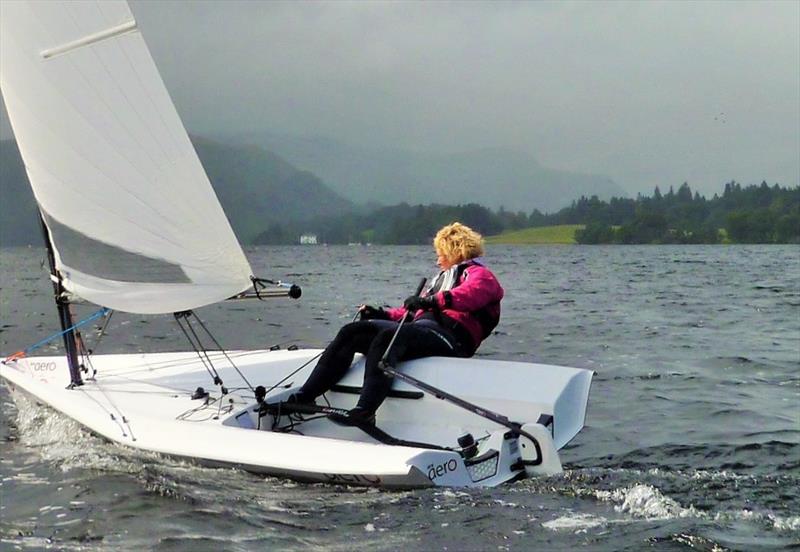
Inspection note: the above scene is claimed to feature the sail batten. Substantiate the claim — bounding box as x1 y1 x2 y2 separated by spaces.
1 0 254 314
41 20 138 60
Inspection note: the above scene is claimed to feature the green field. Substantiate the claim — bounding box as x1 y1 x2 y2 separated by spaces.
485 224 585 245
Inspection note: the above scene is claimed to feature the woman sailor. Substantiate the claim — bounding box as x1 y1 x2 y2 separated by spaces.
291 222 504 424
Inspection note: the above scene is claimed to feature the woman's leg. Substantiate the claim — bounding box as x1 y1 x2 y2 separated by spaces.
355 323 457 414
298 320 397 400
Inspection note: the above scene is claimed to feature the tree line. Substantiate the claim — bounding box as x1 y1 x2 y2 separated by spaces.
571 181 799 244
255 203 504 245
253 181 799 245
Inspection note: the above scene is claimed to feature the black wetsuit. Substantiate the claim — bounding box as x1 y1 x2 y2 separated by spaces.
299 318 470 413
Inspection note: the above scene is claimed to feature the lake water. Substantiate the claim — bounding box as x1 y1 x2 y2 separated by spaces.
1 245 798 551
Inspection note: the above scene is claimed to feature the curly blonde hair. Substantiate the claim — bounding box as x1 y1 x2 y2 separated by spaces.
433 222 485 264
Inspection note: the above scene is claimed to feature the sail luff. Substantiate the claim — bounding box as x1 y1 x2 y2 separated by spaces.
0 0 254 314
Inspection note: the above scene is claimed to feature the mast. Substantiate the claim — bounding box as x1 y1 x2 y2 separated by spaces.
38 214 83 387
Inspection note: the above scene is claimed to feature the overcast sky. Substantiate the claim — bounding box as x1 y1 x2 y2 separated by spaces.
2 0 798 196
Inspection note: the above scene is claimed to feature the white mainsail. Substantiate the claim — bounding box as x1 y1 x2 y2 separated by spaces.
0 0 253 314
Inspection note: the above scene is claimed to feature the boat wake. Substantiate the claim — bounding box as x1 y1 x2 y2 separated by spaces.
517 467 800 541
594 483 698 519
11 391 106 469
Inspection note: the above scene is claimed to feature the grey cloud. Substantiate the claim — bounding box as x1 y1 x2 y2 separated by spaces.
2 0 798 197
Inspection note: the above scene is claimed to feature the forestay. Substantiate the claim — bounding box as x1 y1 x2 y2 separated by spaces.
0 0 252 314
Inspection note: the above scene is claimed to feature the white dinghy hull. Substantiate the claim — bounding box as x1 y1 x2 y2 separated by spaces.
1 351 592 488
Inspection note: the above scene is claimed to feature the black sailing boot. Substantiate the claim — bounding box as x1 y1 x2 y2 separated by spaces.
327 406 376 427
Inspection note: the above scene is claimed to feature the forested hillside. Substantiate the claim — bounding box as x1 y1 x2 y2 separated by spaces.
261 182 799 245
0 137 352 245
568 182 799 244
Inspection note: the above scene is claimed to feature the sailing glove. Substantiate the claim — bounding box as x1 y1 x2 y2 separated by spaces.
359 305 388 320
403 294 438 312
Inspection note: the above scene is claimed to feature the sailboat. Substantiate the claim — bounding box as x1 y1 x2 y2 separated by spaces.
0 0 592 488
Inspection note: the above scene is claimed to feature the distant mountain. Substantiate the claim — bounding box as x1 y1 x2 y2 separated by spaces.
191 136 352 241
0 137 352 245
226 131 626 213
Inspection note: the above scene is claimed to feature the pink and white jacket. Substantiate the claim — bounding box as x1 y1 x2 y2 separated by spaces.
385 260 504 354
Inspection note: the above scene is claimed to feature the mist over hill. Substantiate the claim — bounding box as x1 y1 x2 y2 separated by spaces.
191 136 352 241
0 137 352 246
226 131 626 212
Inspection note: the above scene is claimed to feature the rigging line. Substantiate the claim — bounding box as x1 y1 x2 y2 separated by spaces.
272 414 330 433
175 394 233 421
78 338 96 379
175 403 210 421
103 347 312 377
177 410 234 423
250 276 263 301
88 382 269 401
92 374 194 395
89 349 315 383
262 351 324 397
91 309 114 353
189 312 254 392
79 388 186 397
84 374 135 440
88 374 251 402
76 386 128 438
183 316 227 391
87 355 237 381
98 373 263 397
95 354 224 378
71 312 96 378
3 307 110 362
92 381 138 441
173 313 225 391
264 336 328 350
175 317 218 384
215 392 227 420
